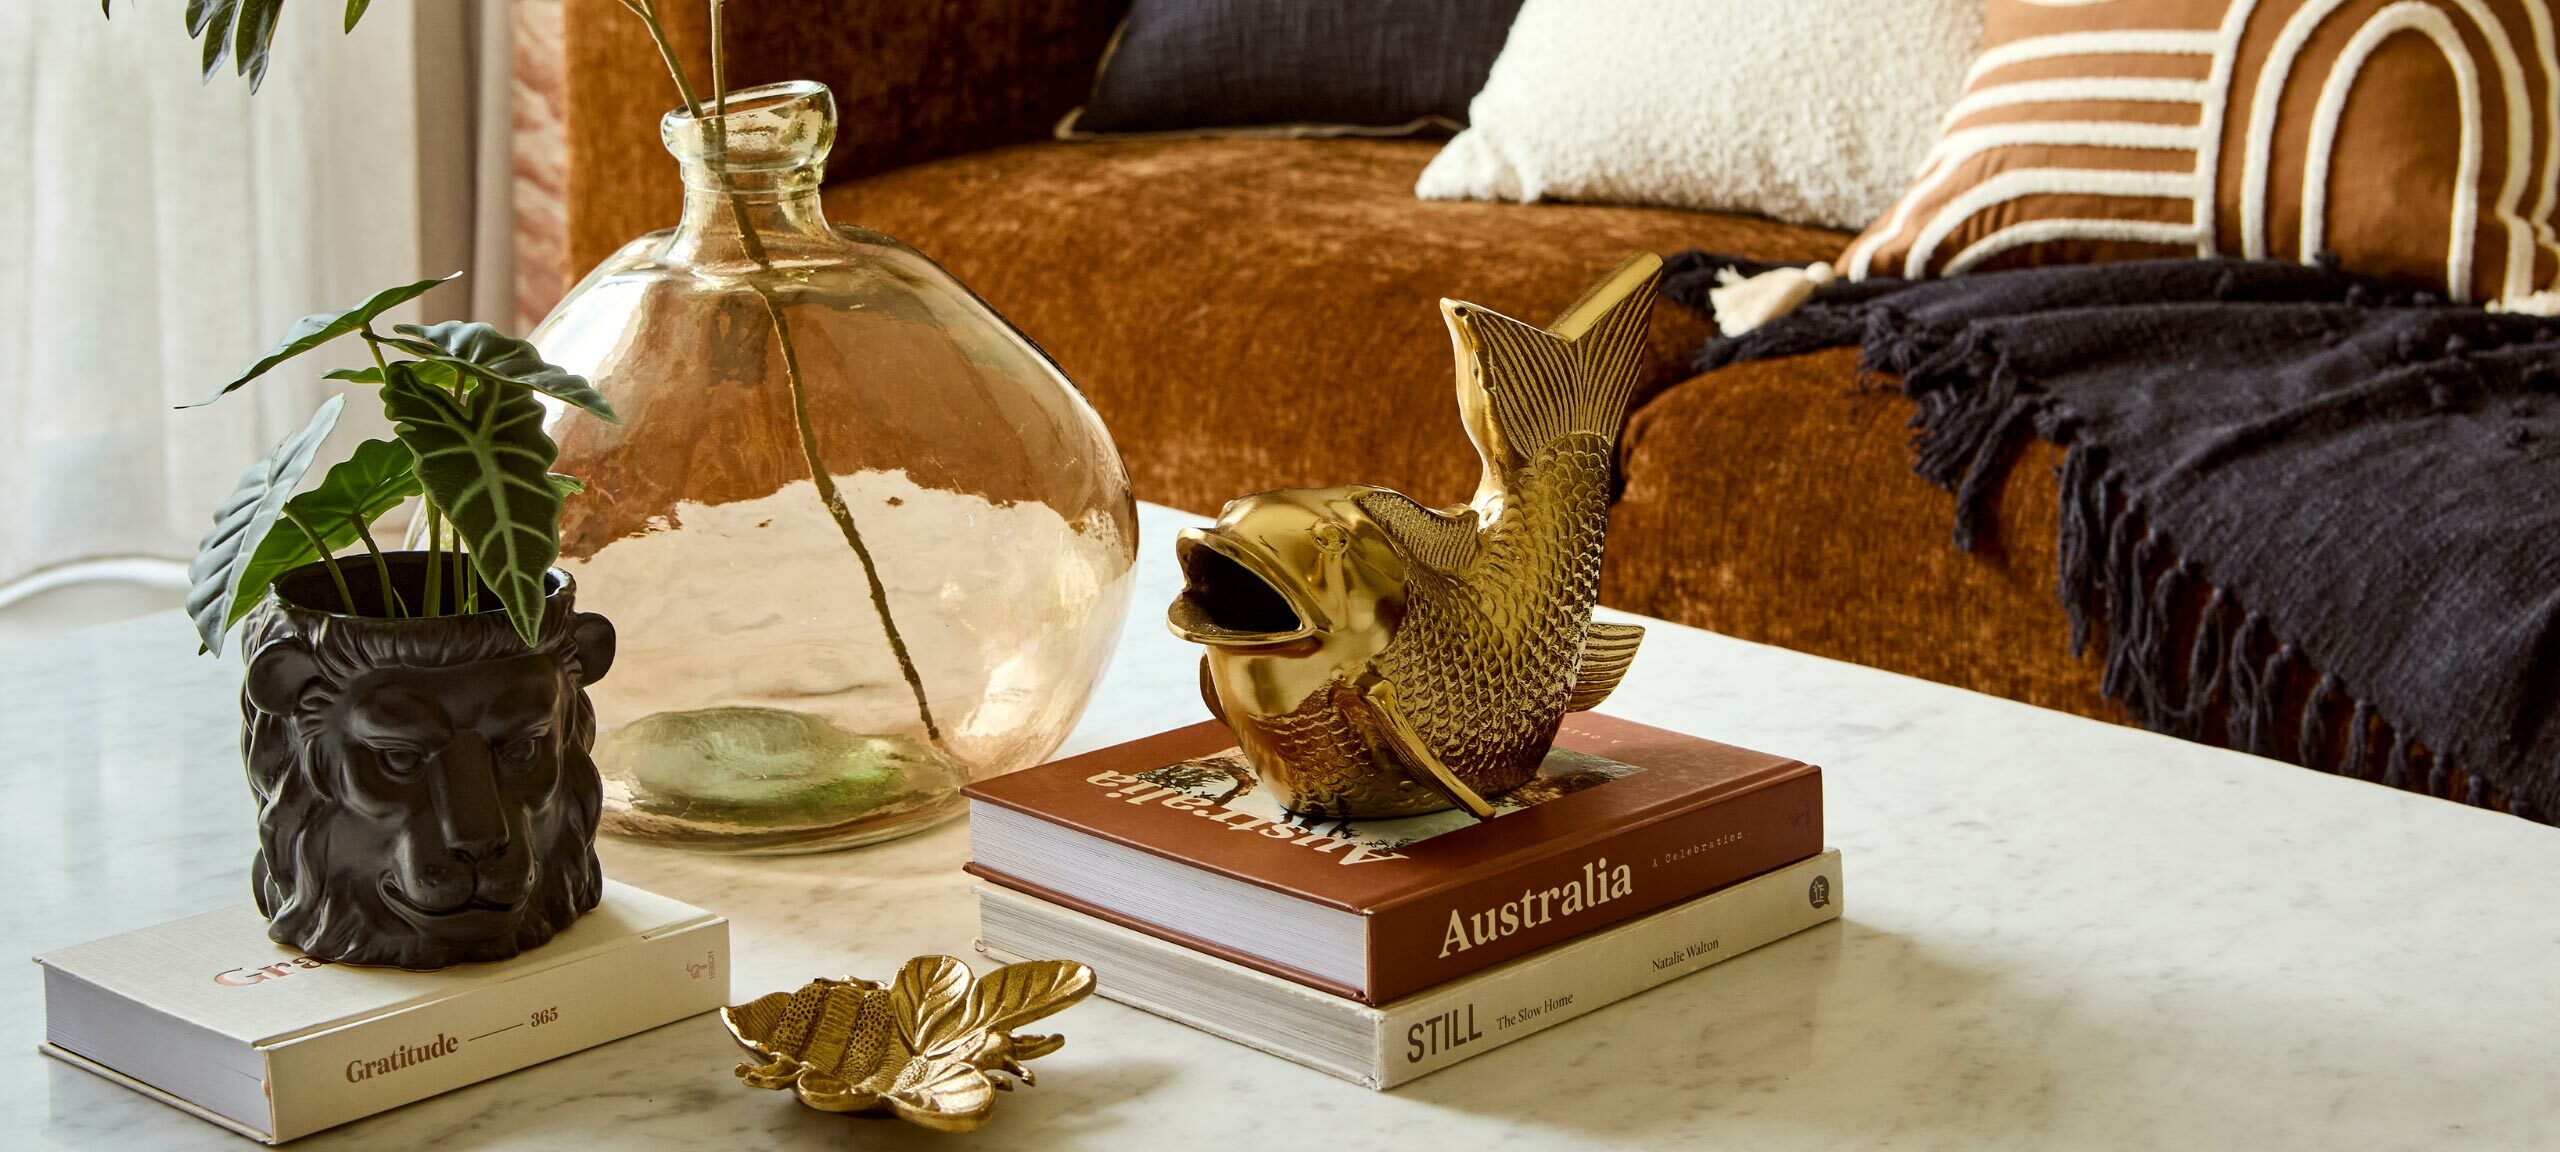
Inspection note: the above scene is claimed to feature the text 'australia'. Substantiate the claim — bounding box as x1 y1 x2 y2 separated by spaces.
1440 857 1633 958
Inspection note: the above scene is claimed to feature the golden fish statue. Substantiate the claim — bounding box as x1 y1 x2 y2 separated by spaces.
1167 254 1659 820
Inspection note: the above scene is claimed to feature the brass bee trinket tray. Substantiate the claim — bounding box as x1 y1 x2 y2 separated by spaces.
721 957 1096 1133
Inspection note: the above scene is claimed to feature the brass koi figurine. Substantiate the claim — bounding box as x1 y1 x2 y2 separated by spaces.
1167 254 1658 820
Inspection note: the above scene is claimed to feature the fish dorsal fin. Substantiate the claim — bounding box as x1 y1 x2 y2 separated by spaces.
1353 491 1480 573
1441 254 1662 482
1565 621 1645 711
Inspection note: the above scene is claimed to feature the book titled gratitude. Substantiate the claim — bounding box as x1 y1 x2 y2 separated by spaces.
36 882 727 1144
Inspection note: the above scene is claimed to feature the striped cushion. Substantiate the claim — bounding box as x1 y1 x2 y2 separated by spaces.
1844 0 2559 304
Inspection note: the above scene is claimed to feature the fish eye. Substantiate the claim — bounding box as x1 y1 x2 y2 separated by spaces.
1311 521 1349 553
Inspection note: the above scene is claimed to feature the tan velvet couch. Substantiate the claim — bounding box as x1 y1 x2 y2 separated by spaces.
552 0 2119 727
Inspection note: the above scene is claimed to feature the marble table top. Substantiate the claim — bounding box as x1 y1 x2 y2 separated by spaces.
7 502 2556 1150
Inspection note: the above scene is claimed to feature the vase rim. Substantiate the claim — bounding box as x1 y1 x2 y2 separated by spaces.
660 80 835 178
663 79 829 123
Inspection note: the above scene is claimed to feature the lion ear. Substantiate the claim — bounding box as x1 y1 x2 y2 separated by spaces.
569 611 616 687
246 637 322 717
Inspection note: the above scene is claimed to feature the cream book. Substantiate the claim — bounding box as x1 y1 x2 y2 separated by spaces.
35 881 728 1144
977 849 1842 1089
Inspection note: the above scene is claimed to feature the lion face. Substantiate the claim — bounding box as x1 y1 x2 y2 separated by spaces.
243 592 613 970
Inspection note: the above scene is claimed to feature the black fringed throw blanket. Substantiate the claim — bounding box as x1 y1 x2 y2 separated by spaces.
1663 254 2560 820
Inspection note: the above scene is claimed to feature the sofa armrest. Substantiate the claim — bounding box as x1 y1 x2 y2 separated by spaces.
559 0 1125 280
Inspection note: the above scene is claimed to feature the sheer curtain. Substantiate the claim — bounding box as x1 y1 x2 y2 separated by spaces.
0 0 513 636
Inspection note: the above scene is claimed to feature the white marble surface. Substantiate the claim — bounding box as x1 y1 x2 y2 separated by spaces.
6 502 2557 1149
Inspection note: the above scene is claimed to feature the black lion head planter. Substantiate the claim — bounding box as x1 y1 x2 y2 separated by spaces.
241 553 615 970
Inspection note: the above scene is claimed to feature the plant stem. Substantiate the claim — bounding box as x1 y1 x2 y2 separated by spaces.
423 503 444 617
351 516 407 617
284 510 357 614
623 0 940 741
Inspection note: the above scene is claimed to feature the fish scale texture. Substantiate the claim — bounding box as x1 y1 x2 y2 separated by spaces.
1373 434 1615 795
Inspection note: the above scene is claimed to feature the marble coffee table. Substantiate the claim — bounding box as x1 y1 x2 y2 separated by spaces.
7 502 2555 1149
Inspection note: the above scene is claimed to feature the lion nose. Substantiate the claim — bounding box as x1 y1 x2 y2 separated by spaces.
434 733 514 864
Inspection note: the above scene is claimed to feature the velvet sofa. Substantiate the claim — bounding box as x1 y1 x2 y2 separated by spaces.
549 0 2119 734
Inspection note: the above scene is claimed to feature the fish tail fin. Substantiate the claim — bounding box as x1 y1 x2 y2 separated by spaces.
1441 253 1662 475
1565 621 1645 711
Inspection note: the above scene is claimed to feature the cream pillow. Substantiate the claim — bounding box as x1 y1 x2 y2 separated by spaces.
1417 0 1985 231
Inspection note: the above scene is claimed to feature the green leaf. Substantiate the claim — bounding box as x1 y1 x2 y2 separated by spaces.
186 0 237 83
188 274 458 407
231 0 282 90
385 363 562 646
383 321 619 422
221 438 422 636
185 394 345 655
547 472 587 497
343 0 371 33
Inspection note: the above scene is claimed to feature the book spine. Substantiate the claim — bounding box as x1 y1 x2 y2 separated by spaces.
261 919 730 1141
1365 768 1820 1002
1372 850 1840 1087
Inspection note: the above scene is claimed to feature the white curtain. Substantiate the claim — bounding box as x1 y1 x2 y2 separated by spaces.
0 0 512 628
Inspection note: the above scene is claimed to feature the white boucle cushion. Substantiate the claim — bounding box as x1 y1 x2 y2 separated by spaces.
1417 0 1984 232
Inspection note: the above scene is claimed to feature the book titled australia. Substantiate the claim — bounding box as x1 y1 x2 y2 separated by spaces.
978 850 1844 1089
964 712 1821 1004
36 881 728 1144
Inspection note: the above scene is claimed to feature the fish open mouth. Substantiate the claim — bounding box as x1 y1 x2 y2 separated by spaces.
1168 528 1315 646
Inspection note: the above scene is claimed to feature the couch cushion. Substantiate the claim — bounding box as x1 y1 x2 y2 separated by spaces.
827 137 1850 513
1601 349 2121 723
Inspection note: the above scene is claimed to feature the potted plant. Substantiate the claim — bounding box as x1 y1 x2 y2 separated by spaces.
175 268 625 968
99 0 625 970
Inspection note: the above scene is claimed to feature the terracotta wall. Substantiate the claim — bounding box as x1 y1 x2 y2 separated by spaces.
510 0 570 332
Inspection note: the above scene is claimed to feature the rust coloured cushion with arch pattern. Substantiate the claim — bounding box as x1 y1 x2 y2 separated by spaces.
1842 0 2560 305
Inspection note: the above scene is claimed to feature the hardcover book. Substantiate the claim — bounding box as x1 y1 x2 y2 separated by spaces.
976 850 1845 1088
963 712 1821 1004
36 881 728 1144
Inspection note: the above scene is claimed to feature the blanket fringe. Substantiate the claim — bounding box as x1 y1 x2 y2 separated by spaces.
2048 438 2507 810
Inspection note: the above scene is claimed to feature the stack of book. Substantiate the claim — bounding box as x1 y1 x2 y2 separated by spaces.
964 713 1838 1088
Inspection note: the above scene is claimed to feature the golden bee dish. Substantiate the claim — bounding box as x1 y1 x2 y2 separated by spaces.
720 957 1095 1133
1168 254 1660 821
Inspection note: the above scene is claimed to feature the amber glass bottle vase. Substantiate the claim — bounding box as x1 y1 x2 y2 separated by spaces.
531 81 1136 854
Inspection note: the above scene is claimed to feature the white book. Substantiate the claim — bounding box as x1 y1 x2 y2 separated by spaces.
36 881 729 1144
976 848 1842 1089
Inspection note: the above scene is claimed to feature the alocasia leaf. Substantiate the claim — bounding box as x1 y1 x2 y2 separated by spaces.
189 273 458 406
380 320 619 421
221 438 421 636
384 362 561 646
185 394 344 655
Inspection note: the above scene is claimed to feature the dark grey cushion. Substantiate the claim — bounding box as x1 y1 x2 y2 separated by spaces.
1068 0 1525 135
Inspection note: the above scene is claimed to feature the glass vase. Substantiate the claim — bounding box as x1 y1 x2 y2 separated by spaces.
530 81 1136 854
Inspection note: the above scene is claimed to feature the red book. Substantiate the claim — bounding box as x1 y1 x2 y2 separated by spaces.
963 713 1820 1004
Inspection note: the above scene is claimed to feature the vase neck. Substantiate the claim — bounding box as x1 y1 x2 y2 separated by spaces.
671 177 835 260
660 80 839 264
